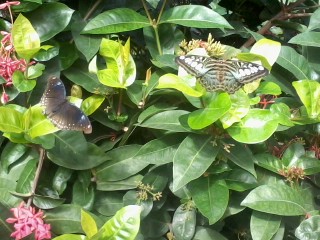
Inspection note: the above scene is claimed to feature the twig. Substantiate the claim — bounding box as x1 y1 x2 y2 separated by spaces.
241 0 308 48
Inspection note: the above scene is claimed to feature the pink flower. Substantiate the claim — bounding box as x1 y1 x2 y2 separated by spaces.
6 202 51 240
1 91 9 104
0 1 20 10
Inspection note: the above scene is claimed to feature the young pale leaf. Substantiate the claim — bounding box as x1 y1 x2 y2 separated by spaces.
12 14 40 60
292 80 320 120
81 209 98 238
187 92 231 129
227 109 278 144
91 205 142 240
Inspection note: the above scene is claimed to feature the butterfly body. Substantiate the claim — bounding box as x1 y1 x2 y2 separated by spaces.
40 76 92 134
175 55 269 93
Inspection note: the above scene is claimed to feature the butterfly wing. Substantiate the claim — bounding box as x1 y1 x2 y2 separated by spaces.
40 76 66 115
40 76 92 134
48 101 92 134
175 55 269 94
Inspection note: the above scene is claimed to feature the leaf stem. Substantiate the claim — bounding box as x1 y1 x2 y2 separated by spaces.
26 147 45 208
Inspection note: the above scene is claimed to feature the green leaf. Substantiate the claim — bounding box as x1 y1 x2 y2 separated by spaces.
225 169 258 191
227 109 278 144
172 205 196 240
159 5 232 29
95 145 148 182
25 2 74 42
94 192 124 216
71 17 101 62
173 134 218 191
277 46 312 80
53 167 73 195
47 132 110 170
250 38 281 66
83 8 150 34
223 141 257 177
0 106 24 133
193 227 228 240
25 106 58 139
127 135 182 165
96 175 144 191
46 204 83 234
91 205 141 240
139 110 192 132
81 95 105 115
81 209 98 238
220 90 251 128
256 81 282 95
295 216 320 239
16 158 37 194
52 234 85 240
241 184 314 216
292 80 320 119
289 32 320 47
250 211 282 240
157 73 203 97
308 8 320 30
270 103 294 126
188 92 231 129
254 153 282 174
189 177 229 224
98 38 136 88
72 182 94 210
12 14 40 60
0 142 28 172
12 71 36 92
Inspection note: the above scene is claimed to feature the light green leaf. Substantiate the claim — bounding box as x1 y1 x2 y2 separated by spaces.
91 205 141 240
157 73 203 97
227 109 278 144
12 14 40 60
81 95 105 115
188 92 231 129
250 38 281 66
81 209 98 238
292 80 320 119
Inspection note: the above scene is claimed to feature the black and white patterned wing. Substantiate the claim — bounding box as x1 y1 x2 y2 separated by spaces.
175 55 269 94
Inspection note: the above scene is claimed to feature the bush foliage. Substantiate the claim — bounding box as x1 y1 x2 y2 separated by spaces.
0 0 320 239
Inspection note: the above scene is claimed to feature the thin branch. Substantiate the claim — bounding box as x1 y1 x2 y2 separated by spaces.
84 0 103 21
26 147 45 208
241 0 308 48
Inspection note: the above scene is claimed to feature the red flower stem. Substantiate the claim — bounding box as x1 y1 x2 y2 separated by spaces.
26 147 45 208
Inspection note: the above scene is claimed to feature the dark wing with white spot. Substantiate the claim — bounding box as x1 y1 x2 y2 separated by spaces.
40 76 92 134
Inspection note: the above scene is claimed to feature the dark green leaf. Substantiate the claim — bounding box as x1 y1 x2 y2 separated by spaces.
159 5 232 29
83 8 150 34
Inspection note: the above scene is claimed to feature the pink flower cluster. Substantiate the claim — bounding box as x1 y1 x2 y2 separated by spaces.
0 1 33 104
6 202 51 240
